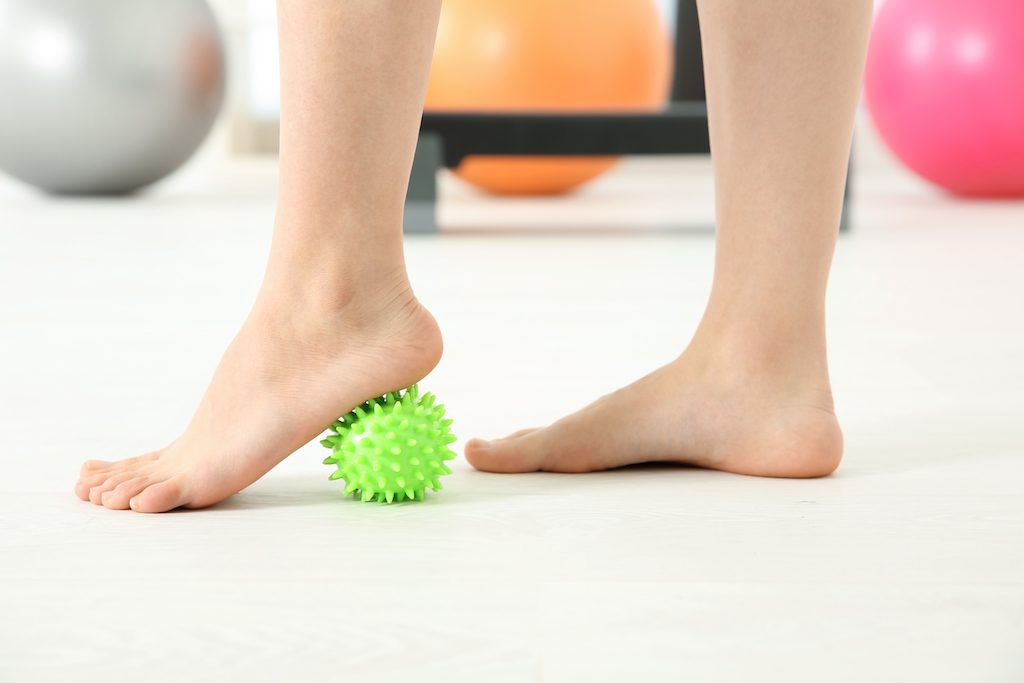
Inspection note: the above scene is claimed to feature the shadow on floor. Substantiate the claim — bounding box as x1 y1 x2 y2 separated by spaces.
198 465 683 513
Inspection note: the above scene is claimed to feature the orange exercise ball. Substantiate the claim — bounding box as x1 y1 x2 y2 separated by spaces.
425 0 672 196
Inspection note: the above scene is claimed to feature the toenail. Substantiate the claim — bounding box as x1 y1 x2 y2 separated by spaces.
129 497 138 510
469 438 491 449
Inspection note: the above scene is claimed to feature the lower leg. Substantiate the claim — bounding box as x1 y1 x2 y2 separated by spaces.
467 0 872 477
693 0 871 381
266 0 441 307
75 0 443 511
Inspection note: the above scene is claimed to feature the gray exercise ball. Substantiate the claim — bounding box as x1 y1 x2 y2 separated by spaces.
0 0 225 194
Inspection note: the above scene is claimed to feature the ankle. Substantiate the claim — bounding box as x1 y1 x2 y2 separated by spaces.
264 205 410 306
683 310 832 395
266 257 411 310
262 229 411 318
257 267 421 335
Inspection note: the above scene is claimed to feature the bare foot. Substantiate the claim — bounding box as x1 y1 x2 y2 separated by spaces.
75 273 442 512
465 341 842 478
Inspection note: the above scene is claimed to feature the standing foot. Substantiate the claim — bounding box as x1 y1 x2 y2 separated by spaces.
466 342 842 478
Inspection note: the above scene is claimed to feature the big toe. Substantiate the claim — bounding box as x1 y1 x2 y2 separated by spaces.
130 478 186 514
465 430 545 473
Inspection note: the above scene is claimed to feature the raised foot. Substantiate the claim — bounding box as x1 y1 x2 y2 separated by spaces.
465 355 842 479
75 285 443 512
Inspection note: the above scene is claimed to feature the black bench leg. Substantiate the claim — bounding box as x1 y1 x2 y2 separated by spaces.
404 132 442 234
839 156 852 233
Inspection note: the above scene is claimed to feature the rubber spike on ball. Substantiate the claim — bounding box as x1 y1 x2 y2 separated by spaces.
320 384 457 503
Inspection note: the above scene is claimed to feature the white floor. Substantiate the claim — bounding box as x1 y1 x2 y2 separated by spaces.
1 142 1023 682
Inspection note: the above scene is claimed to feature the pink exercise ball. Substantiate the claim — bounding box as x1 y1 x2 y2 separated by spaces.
864 0 1024 197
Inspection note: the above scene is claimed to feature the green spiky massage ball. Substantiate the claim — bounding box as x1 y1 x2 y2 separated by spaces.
320 385 456 503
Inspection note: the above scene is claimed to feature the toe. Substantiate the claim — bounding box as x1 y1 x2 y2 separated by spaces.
87 483 108 505
80 460 112 477
101 477 149 510
77 453 162 502
76 471 111 500
130 478 186 513
465 431 547 473
108 452 160 473
88 473 132 505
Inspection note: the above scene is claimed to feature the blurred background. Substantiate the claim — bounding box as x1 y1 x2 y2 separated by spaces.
3 0 1018 215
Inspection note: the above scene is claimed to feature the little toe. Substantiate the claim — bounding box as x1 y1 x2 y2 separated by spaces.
130 478 187 514
101 477 149 510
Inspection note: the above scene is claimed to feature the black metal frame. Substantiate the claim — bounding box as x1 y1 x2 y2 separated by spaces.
405 0 850 233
